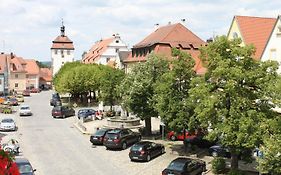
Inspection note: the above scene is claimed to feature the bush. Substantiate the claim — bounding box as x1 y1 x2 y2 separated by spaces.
212 157 226 174
227 169 245 175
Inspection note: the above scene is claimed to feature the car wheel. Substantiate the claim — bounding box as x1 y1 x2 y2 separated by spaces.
146 154 151 162
62 114 66 118
170 135 177 141
122 142 127 150
212 151 218 157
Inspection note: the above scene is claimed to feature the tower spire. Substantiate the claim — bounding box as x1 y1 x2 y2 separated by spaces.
60 18 65 36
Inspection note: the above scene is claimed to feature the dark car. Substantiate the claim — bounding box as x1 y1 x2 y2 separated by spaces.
103 128 141 150
22 90 31 96
129 141 165 162
8 98 18 106
184 134 216 148
162 157 206 175
50 92 61 106
90 128 112 145
78 108 95 121
52 106 75 118
30 88 41 93
209 145 231 158
15 157 36 175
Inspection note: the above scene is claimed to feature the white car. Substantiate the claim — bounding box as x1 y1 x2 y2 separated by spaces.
19 104 32 116
0 118 17 131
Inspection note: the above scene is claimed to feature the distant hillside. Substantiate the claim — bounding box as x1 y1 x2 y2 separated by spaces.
37 61 51 68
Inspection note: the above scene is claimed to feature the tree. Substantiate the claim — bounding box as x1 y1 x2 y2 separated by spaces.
189 36 280 170
0 148 20 175
118 54 169 135
99 65 125 110
154 48 196 132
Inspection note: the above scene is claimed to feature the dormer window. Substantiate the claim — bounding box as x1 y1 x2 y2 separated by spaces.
116 40 119 43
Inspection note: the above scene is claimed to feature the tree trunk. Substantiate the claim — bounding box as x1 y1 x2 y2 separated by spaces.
144 117 152 136
230 152 239 170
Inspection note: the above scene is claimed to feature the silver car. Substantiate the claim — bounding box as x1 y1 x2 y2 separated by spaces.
0 118 17 131
19 104 32 116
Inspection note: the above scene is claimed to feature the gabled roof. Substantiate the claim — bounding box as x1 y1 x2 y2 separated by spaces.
232 15 276 60
82 37 114 63
25 59 40 75
39 68 52 82
51 35 74 50
134 23 205 48
10 56 26 73
0 53 10 74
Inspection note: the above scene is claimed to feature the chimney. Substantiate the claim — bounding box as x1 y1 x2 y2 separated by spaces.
154 23 159 31
206 38 213 43
168 21 171 25
1 52 4 55
181 19 186 23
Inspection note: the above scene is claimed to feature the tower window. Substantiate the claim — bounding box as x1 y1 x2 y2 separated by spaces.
55 50 58 54
116 40 119 43
115 48 119 53
61 50 64 55
67 50 70 55
15 74 18 78
15 83 18 88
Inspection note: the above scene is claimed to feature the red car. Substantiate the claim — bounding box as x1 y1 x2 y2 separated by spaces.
167 130 196 141
22 90 30 96
30 88 41 93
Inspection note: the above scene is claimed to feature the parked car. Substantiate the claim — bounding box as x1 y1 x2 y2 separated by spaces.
16 95 24 103
167 130 197 141
78 108 95 121
0 118 16 131
208 145 253 159
184 134 216 148
30 88 41 93
162 157 206 175
7 98 18 106
90 128 112 145
22 90 31 96
103 128 141 150
50 92 61 106
19 104 32 116
52 106 75 118
15 157 36 175
129 141 165 162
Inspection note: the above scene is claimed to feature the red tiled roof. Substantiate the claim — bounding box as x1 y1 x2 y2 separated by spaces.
40 68 52 82
25 59 40 75
51 36 74 50
0 54 10 73
134 23 205 48
235 15 276 60
82 37 114 63
10 56 26 73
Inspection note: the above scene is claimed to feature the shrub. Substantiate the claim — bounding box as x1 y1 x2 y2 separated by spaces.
212 157 226 174
227 169 245 175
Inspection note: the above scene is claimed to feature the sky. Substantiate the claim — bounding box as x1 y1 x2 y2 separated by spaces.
0 0 280 61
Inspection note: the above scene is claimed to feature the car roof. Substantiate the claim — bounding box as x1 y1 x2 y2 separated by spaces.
133 141 152 146
172 157 192 164
107 128 128 133
20 104 30 107
1 118 14 122
15 158 31 164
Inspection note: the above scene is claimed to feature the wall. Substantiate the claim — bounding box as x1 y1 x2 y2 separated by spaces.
261 18 281 73
227 19 246 46
52 49 74 76
9 72 26 92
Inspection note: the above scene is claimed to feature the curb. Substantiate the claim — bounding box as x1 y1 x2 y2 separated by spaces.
73 122 91 135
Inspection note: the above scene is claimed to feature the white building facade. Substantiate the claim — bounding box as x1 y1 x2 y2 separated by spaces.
261 16 281 73
51 24 74 76
82 34 129 69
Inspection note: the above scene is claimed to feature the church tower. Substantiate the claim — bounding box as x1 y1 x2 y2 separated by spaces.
51 21 74 76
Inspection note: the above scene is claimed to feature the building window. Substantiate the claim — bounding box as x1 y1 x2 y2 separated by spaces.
62 62 65 65
67 50 70 55
15 83 18 88
55 50 58 54
270 49 277 60
116 40 119 43
15 74 18 78
0 79 2 85
26 75 29 78
233 32 238 39
106 58 110 62
115 48 119 53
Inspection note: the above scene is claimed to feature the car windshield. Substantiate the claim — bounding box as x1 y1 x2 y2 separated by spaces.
106 133 118 139
21 106 30 110
78 109 88 114
18 164 33 173
167 161 186 171
94 129 107 136
131 144 143 151
53 106 62 110
2 119 14 123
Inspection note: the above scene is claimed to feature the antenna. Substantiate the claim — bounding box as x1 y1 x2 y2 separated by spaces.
2 40 5 53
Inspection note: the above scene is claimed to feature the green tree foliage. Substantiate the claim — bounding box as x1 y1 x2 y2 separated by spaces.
189 36 279 170
154 48 196 132
118 54 169 135
99 65 125 109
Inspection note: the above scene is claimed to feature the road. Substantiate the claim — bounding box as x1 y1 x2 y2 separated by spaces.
1 91 177 175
